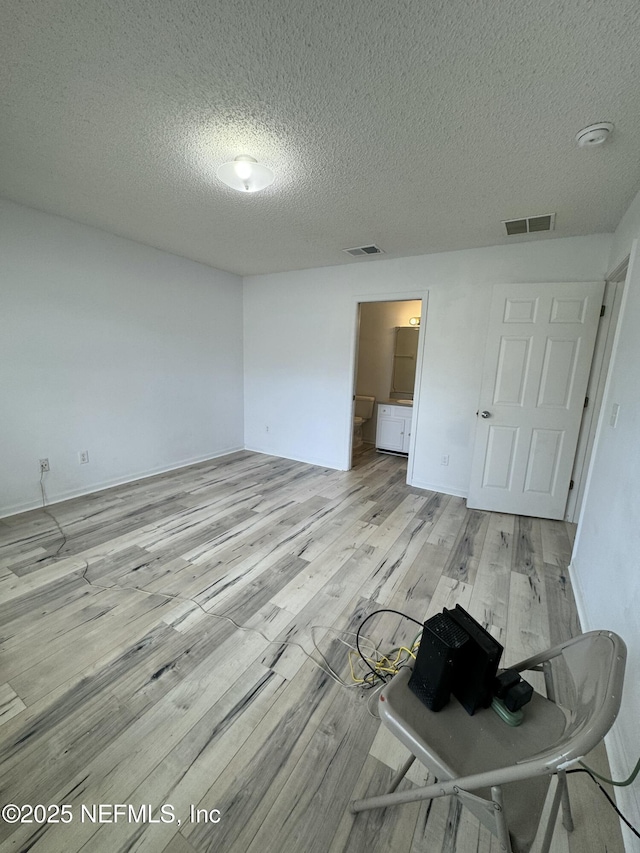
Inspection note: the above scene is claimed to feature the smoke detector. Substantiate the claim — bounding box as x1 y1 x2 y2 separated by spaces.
575 122 614 148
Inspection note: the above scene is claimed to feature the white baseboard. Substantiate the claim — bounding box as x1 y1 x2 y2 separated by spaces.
604 727 640 853
243 445 342 471
407 476 468 498
567 560 589 631
0 446 245 519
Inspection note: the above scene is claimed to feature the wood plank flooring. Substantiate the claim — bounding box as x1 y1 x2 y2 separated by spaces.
0 450 624 853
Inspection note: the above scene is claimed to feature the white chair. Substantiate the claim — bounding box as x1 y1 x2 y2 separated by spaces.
351 630 626 853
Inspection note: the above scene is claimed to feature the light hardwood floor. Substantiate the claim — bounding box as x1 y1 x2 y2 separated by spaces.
0 450 624 853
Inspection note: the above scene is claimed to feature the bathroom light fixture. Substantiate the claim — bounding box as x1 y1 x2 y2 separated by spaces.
409 316 421 326
216 155 274 193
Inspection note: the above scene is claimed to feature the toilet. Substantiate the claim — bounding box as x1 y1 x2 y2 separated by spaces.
353 395 375 448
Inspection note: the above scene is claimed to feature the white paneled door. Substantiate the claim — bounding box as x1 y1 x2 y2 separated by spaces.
467 282 604 519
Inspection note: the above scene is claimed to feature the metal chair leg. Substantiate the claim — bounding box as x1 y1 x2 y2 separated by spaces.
388 754 416 794
540 776 564 853
558 769 574 832
351 776 448 814
491 786 513 853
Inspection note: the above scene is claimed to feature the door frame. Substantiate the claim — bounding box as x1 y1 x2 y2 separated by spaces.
565 259 628 521
346 291 428 483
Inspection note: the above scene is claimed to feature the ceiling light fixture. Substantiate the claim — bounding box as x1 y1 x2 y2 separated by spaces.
216 155 274 193
575 122 614 148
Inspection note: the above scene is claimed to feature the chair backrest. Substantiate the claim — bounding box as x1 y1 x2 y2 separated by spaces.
516 630 626 768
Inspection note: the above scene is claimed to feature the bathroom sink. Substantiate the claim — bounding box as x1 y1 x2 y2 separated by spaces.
389 399 413 406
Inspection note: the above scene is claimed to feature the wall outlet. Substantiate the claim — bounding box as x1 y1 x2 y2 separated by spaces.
39 458 50 473
265 425 269 433
441 454 450 466
79 450 89 464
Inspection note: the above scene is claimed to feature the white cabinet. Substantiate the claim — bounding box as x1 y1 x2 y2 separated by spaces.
376 404 412 454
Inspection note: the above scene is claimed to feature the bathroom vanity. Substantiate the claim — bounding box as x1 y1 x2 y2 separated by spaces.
376 401 413 455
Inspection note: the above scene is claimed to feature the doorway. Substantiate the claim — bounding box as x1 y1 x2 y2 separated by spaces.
351 299 422 467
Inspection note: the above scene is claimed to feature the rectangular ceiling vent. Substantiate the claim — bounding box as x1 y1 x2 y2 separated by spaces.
343 244 385 257
503 213 556 236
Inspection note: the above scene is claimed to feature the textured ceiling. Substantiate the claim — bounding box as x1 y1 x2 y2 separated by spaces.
1 0 640 276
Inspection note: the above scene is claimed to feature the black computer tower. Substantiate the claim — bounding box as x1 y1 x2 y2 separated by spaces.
408 612 469 711
444 605 503 715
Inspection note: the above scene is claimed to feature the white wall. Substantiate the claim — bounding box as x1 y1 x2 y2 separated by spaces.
0 199 244 516
571 188 640 849
356 300 421 443
244 235 611 493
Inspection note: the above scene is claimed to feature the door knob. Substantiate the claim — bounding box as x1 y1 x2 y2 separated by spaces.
481 410 491 419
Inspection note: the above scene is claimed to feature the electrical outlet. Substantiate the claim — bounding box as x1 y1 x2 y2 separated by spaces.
265 425 269 433
39 458 50 473
441 455 449 466
79 450 89 464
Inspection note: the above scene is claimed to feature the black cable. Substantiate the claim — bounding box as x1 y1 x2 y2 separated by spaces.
40 470 67 557
579 753 640 787
567 768 640 839
355 608 423 686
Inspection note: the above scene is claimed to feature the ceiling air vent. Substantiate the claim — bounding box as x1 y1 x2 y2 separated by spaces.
343 244 385 257
503 213 555 236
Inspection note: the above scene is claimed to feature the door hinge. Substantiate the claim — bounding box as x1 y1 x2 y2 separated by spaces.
600 304 606 317
569 480 574 490
584 396 589 408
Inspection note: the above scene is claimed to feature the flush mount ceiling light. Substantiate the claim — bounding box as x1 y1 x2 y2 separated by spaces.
575 122 614 148
216 155 274 193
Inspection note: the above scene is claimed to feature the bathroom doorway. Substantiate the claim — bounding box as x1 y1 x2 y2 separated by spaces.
351 299 423 467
